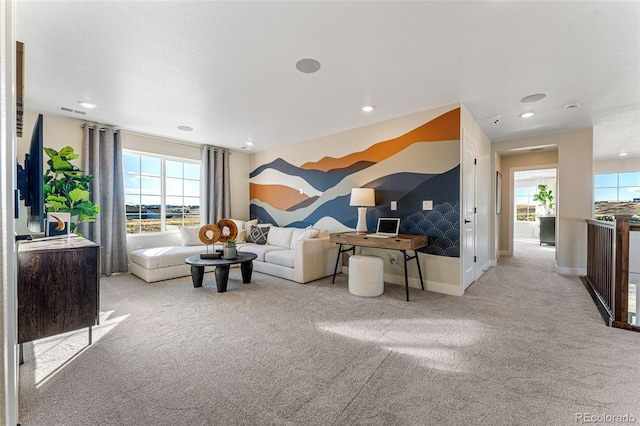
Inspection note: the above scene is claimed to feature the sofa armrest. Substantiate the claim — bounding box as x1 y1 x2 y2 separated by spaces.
294 236 340 283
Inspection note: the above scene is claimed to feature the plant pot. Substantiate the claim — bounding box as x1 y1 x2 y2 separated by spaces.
223 247 237 259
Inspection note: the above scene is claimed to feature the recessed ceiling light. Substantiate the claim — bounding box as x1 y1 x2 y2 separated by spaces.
78 101 97 109
519 111 535 118
295 58 321 74
245 140 255 146
565 103 580 110
520 93 546 103
619 152 628 157
177 126 193 131
362 105 375 112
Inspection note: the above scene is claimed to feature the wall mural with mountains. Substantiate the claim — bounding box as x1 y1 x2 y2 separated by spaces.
249 107 461 257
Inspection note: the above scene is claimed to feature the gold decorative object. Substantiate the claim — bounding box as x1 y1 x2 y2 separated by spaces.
199 224 221 245
216 219 238 243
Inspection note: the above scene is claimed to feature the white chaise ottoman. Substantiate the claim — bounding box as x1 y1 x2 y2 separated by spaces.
348 255 384 297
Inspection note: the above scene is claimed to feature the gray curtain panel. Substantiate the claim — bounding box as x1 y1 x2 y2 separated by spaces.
81 124 128 276
201 145 231 224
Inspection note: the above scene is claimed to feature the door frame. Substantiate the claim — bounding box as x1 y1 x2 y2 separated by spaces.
461 128 477 291
508 164 558 256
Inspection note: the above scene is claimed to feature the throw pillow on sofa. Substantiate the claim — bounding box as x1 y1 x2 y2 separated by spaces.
247 226 269 244
266 227 294 249
180 226 202 246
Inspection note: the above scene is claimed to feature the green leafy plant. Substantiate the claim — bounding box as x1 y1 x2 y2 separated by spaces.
533 184 555 216
225 238 236 248
43 146 99 236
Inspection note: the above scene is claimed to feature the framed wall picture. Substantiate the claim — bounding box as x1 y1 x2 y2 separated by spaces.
46 212 71 237
496 171 502 215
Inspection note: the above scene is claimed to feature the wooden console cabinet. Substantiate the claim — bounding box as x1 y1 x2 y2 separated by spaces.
17 235 100 345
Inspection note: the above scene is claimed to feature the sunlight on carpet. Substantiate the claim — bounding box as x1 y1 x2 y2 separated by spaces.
31 310 129 388
316 318 485 373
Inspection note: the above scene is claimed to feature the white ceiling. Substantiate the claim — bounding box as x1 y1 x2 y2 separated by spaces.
16 1 640 160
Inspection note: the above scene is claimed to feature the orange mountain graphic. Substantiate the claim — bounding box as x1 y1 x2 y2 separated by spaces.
300 107 460 172
250 183 312 211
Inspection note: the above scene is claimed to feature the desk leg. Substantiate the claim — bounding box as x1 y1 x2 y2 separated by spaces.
415 250 425 291
332 244 355 283
332 244 343 283
402 250 409 301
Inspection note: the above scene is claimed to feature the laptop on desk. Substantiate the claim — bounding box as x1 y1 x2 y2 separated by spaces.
368 217 400 238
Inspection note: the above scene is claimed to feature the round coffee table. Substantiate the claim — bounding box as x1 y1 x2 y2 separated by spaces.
185 251 258 292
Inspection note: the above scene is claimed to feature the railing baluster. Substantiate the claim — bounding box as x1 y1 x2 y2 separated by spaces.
585 215 636 331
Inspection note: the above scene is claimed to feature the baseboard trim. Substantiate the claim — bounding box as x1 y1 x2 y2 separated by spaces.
479 260 492 274
343 267 462 296
557 266 587 276
383 273 463 296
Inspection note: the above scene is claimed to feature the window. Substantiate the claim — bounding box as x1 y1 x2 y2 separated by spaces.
124 151 201 234
515 186 537 222
594 171 640 221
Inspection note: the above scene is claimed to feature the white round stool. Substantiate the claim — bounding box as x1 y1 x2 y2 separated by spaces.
349 255 384 297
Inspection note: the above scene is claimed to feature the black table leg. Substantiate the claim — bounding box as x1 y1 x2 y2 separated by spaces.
415 250 425 291
214 265 230 292
190 265 204 288
332 244 355 283
240 261 253 283
332 244 343 283
402 250 409 301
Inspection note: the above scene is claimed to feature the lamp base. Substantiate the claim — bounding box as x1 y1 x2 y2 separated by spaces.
355 207 368 233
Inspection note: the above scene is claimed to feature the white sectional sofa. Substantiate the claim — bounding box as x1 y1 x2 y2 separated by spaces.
129 222 340 284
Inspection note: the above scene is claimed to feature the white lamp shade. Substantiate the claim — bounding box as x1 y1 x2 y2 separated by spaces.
350 188 375 207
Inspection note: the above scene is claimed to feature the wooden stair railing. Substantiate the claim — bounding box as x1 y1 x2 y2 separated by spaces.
585 215 639 331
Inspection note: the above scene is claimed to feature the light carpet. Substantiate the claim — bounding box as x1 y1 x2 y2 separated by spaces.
18 241 640 425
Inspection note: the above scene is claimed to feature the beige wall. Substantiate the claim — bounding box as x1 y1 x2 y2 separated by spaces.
594 157 640 174
493 129 593 275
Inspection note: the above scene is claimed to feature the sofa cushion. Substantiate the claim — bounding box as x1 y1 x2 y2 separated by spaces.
131 245 207 269
265 249 295 268
267 227 294 249
247 226 269 244
240 244 285 262
290 227 320 249
180 226 202 246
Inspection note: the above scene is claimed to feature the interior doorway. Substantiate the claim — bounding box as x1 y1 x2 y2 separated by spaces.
513 168 557 258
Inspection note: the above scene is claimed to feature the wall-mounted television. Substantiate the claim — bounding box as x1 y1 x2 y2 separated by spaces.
16 114 45 233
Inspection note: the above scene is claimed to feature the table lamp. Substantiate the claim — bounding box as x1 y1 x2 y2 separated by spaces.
350 188 375 233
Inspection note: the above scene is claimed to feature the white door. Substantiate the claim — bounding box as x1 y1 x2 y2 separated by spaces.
462 130 476 290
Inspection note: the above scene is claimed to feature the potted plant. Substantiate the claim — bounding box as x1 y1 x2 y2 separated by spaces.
533 184 555 216
223 238 237 259
43 146 99 237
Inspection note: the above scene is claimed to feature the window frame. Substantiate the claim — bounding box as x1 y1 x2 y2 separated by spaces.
123 149 201 235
